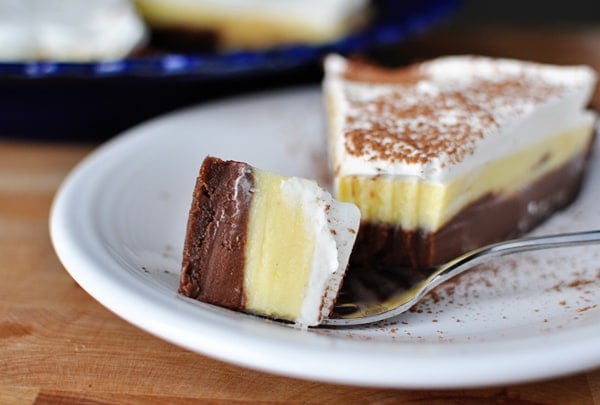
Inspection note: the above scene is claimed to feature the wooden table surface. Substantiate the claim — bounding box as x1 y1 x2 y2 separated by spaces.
2 27 600 404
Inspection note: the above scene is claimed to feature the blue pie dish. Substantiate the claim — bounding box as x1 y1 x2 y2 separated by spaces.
0 0 461 140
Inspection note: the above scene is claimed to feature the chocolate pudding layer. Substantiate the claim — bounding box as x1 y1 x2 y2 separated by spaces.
179 157 253 309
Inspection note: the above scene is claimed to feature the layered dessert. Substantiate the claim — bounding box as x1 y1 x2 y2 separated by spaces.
179 156 360 326
324 54 597 269
134 0 370 52
0 0 146 61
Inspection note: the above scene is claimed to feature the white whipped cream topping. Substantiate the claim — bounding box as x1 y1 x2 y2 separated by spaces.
325 54 598 184
280 177 360 326
0 0 146 61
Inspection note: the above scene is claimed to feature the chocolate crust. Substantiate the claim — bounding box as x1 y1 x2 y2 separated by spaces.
179 157 253 309
349 144 594 271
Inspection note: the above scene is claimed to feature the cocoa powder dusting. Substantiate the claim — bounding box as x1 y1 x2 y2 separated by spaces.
339 57 570 166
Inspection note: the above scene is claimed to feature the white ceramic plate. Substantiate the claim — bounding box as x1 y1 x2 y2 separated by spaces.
50 87 600 388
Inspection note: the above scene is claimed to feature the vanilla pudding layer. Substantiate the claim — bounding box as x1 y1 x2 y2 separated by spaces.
135 0 369 49
244 171 316 322
338 116 595 230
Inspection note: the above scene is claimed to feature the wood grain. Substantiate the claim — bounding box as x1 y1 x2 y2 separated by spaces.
1 28 600 404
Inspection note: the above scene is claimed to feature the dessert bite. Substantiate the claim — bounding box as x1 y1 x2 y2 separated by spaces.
324 54 597 269
179 156 360 327
0 0 146 61
134 0 370 52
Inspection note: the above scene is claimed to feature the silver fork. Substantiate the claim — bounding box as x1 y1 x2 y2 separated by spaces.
321 230 600 327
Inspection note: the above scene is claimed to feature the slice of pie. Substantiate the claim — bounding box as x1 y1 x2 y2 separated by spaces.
324 54 597 269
